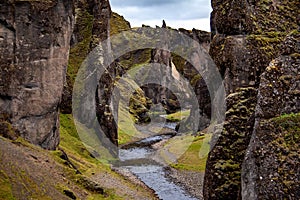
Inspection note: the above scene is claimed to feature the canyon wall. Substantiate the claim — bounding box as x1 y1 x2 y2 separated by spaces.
242 32 300 199
0 0 74 150
204 0 299 199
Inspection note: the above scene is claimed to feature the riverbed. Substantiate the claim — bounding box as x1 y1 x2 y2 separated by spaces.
115 122 202 200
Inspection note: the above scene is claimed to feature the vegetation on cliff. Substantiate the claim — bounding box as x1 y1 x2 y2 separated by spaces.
205 0 299 199
0 114 157 199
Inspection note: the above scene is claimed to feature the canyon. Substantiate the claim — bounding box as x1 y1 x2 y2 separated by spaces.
0 0 299 199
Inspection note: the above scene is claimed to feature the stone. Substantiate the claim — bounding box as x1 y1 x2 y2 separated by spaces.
204 0 299 199
0 0 74 150
242 32 300 199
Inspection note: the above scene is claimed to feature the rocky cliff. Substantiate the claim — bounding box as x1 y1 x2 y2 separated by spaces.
204 0 299 199
242 32 300 199
59 0 120 150
0 0 74 150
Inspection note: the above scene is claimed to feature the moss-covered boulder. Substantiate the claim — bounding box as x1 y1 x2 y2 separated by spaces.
203 87 257 199
242 32 300 199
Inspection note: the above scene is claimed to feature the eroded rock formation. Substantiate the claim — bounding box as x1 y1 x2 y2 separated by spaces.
242 32 300 199
0 0 74 150
114 23 212 130
204 0 299 199
60 0 119 150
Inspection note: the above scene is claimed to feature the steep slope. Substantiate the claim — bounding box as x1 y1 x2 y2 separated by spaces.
0 114 157 199
204 0 299 199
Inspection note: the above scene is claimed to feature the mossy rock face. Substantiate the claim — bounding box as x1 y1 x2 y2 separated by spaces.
206 1 298 197
61 3 94 114
110 12 131 36
242 32 300 199
242 113 300 199
211 0 299 35
210 0 298 94
205 29 299 199
204 87 257 200
209 32 285 94
254 32 300 119
61 0 113 114
0 121 18 140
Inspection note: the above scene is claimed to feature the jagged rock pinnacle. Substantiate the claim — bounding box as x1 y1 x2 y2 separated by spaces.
162 20 166 28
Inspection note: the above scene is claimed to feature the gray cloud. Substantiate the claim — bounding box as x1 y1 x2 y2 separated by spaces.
110 0 211 30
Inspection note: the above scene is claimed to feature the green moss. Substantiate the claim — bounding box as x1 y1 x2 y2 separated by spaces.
272 113 300 147
190 74 202 87
110 12 131 36
291 53 300 58
247 33 284 57
252 0 298 34
165 134 211 172
55 184 77 199
59 114 113 166
165 110 190 122
214 160 240 171
171 53 186 73
119 49 152 72
0 170 15 200
67 8 93 88
0 120 17 140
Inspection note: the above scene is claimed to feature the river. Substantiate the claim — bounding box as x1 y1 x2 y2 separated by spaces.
116 122 199 200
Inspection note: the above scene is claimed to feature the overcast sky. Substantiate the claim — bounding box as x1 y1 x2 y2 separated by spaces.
110 0 212 31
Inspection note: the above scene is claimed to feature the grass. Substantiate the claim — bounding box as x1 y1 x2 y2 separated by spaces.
165 110 190 122
58 114 124 199
59 114 112 168
59 113 157 200
0 170 15 200
117 105 143 145
160 133 211 172
115 77 151 145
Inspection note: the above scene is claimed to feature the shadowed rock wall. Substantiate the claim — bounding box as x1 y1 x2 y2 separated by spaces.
0 0 74 150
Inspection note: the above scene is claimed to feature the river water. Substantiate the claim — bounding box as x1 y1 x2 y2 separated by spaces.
117 123 198 200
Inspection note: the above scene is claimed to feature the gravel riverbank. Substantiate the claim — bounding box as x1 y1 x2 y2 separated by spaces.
165 167 205 200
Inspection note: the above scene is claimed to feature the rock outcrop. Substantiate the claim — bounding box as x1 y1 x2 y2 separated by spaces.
172 29 211 130
0 0 74 150
61 0 112 114
140 22 180 114
60 0 119 150
114 23 212 130
242 32 300 199
204 0 299 199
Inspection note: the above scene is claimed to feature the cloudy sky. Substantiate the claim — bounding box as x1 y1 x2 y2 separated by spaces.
110 0 212 31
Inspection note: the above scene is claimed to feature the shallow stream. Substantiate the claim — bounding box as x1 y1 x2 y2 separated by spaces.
117 122 198 200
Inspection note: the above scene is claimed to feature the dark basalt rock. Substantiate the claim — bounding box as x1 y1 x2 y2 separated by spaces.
242 32 300 199
203 87 257 199
0 0 74 150
204 0 299 199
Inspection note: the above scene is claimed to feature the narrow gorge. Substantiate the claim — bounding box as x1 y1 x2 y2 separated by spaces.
0 0 299 200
